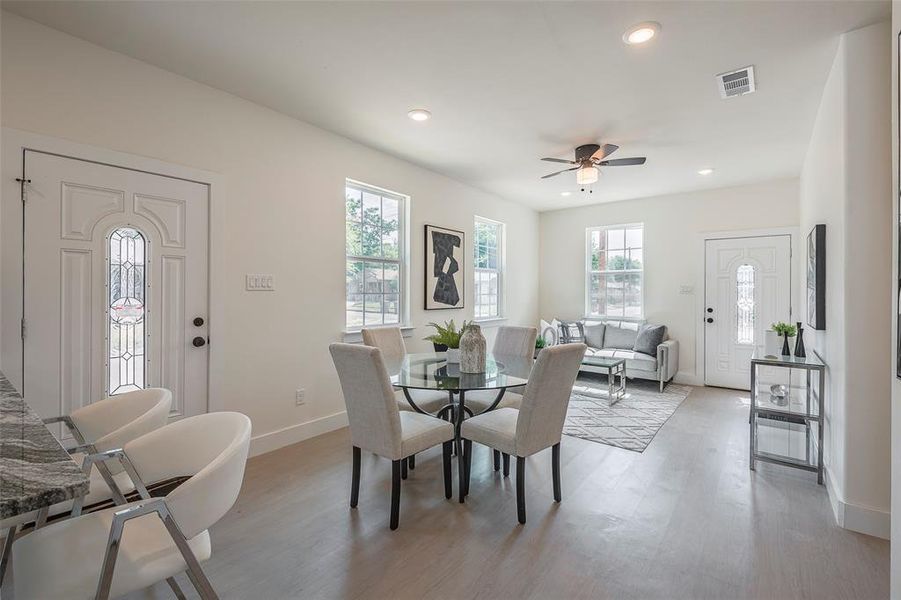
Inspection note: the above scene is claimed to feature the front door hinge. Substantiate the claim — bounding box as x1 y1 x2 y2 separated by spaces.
16 178 31 204
20 318 27 341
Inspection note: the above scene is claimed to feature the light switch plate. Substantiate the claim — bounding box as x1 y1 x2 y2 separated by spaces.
679 285 694 295
246 274 275 291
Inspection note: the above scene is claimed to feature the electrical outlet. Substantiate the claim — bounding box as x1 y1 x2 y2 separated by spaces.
295 388 306 406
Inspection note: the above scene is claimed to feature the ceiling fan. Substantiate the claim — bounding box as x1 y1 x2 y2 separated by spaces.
540 143 646 184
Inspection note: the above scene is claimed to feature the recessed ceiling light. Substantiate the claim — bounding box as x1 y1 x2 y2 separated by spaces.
407 109 431 122
698 168 714 175
623 22 660 45
561 191 572 197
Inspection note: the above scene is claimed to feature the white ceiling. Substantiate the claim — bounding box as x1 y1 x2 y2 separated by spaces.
2 1 889 211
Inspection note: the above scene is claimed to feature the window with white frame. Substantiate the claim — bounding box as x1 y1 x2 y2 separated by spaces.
345 181 406 329
474 217 504 320
586 224 643 318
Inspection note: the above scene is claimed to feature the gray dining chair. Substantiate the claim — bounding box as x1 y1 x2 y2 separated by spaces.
465 326 537 474
329 343 455 530
459 343 587 524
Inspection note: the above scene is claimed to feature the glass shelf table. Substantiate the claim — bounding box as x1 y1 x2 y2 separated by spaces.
750 349 826 484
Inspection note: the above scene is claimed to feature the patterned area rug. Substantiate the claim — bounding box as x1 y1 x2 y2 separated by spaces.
563 375 693 452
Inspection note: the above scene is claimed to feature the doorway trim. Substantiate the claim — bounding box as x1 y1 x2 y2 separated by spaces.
694 226 800 387
1 127 226 412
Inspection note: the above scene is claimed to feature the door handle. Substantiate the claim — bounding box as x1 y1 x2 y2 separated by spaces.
192 336 207 347
706 318 714 324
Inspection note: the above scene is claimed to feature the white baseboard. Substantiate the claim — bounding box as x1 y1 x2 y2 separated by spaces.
674 371 703 386
824 466 890 539
249 411 349 458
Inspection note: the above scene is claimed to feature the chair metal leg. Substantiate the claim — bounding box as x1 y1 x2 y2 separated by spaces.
390 460 402 530
0 525 16 586
401 457 408 480
442 441 453 499
516 456 527 524
166 576 188 600
408 454 415 470
502 453 510 477
552 443 562 502
350 446 361 508
493 449 500 472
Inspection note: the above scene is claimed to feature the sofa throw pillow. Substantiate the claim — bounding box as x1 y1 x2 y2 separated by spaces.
583 323 605 348
557 320 585 344
603 323 639 349
633 324 667 356
539 319 560 345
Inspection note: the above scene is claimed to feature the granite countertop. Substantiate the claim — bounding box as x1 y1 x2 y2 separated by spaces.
0 372 90 520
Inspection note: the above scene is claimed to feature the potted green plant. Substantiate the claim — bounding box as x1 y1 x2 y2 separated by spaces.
424 319 470 363
771 321 797 356
534 335 547 359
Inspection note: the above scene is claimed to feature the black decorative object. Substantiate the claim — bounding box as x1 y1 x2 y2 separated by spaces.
807 224 826 330
794 322 806 358
781 333 792 357
424 224 465 310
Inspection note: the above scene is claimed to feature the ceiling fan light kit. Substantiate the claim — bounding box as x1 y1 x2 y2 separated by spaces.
576 166 599 185
540 143 647 187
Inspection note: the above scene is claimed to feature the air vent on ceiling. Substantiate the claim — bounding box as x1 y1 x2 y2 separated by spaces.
716 66 756 99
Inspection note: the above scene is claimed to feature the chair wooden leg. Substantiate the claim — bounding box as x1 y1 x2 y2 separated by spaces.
458 439 468 503
459 439 472 502
493 449 500 471
442 441 453 499
350 446 361 508
166 576 188 600
0 525 16 586
516 456 526 524
502 453 510 477
390 460 402 530
401 457 408 480
552 443 562 502
408 453 416 470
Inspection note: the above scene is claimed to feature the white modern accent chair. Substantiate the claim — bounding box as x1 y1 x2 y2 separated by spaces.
460 343 587 524
0 388 172 585
330 343 455 530
12 411 252 600
465 326 537 475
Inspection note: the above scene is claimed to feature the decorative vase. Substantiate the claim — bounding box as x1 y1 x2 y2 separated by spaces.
433 343 448 353
781 333 792 356
446 348 461 363
764 330 782 358
460 324 487 373
794 322 806 358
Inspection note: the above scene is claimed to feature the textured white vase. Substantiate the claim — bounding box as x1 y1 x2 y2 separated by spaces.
446 348 461 363
460 324 487 373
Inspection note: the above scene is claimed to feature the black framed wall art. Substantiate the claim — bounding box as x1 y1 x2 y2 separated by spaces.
424 224 465 310
807 224 826 331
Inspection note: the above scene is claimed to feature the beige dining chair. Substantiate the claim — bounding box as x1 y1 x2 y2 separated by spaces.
459 343 587 524
465 326 537 474
330 343 455 530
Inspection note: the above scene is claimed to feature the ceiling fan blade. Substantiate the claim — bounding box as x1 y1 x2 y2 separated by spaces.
541 166 579 179
591 144 620 161
541 157 577 164
598 157 646 167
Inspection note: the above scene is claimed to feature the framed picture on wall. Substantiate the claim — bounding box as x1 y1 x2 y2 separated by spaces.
424 224 465 310
807 224 826 331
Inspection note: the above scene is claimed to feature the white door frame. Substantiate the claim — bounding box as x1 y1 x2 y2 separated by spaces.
694 226 800 387
1 127 226 412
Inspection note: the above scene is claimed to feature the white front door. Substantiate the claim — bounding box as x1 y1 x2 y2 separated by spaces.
23 151 210 426
704 235 791 389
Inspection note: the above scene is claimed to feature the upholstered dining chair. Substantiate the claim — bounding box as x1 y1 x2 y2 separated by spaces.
459 343 587 524
12 411 251 600
0 388 172 586
465 326 537 475
330 343 455 530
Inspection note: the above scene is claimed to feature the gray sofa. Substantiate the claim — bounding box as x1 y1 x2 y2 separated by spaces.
541 319 679 392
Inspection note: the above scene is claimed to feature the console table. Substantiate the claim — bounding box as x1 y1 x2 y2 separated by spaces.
749 350 826 484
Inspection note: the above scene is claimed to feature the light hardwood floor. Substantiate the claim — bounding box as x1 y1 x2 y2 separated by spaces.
128 385 886 598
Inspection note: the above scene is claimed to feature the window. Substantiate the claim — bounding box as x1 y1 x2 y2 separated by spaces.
735 264 755 345
474 217 504 320
586 224 643 318
108 227 147 395
345 181 406 329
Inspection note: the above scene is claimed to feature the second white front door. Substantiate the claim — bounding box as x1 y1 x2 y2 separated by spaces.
23 150 210 426
704 235 792 390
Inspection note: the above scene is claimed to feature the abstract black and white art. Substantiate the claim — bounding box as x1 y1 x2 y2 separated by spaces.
424 224 464 310
807 224 826 331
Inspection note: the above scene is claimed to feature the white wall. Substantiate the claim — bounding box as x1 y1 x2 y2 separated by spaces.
539 178 800 384
800 21 892 539
0 12 539 454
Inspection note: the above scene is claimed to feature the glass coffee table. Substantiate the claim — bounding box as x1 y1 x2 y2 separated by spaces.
581 356 627 405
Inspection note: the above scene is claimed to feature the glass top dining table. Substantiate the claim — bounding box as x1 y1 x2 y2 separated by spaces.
386 352 534 393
